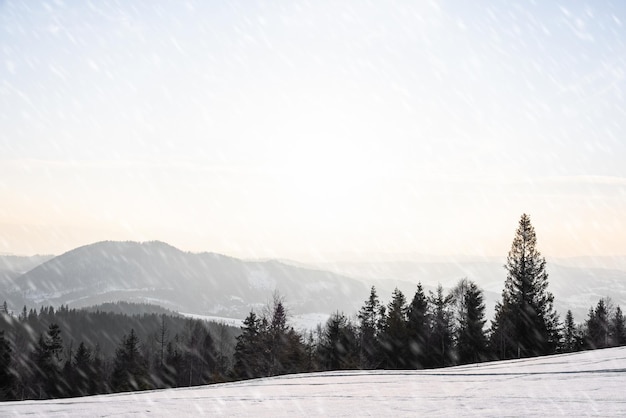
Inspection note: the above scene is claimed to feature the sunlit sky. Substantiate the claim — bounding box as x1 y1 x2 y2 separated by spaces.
1 1 625 260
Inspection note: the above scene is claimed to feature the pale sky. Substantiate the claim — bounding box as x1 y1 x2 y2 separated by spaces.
1 1 625 260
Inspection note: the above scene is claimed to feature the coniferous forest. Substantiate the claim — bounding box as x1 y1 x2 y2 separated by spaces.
1 214 625 401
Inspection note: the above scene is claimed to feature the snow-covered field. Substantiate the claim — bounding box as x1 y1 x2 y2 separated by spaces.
5 347 626 417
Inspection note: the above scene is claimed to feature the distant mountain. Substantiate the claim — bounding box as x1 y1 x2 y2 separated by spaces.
3 241 623 326
0 254 54 284
2 241 373 319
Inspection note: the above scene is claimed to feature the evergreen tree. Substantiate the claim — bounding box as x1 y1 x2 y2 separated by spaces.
111 329 149 392
428 284 454 367
586 298 610 349
0 330 14 400
380 288 408 369
71 342 95 397
611 306 626 347
490 214 559 358
406 283 430 369
318 312 357 370
357 286 384 369
32 323 65 398
562 310 578 353
456 281 487 364
233 311 262 379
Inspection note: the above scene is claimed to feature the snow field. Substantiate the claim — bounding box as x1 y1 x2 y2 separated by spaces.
4 347 626 417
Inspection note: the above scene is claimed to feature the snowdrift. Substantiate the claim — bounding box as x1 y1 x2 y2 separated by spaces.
5 347 626 417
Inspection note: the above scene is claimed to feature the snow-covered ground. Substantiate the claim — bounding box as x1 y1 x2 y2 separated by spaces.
5 347 626 417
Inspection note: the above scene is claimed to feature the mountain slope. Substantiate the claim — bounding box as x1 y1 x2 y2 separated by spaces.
4 241 372 318
5 346 626 416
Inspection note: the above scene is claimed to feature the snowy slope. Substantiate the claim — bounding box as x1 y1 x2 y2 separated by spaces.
5 347 626 417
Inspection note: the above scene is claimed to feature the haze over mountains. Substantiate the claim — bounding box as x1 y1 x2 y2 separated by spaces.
2 240 625 326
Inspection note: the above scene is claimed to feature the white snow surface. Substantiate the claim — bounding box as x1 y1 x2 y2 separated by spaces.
5 347 626 417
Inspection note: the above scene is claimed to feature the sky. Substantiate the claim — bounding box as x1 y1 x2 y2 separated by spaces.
1 1 625 260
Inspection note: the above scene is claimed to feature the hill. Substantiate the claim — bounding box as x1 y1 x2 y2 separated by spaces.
4 346 626 416
3 241 372 319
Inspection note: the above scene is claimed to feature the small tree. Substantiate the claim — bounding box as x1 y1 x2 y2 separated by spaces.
562 310 578 353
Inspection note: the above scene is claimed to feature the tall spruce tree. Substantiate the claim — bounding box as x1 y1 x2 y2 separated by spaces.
490 214 559 358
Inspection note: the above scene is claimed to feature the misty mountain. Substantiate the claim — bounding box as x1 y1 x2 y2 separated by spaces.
3 241 374 319
0 254 54 284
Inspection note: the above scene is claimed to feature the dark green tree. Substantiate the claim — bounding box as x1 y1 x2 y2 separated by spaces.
406 283 430 369
32 323 65 398
318 311 358 370
562 310 578 353
357 286 384 369
611 306 626 346
380 288 408 369
456 281 487 365
586 298 610 349
233 311 262 379
429 284 454 367
490 214 559 358
111 329 149 392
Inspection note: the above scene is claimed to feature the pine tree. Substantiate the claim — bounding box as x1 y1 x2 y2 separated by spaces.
318 312 357 370
71 342 94 397
429 284 454 367
562 310 578 353
111 329 149 392
406 283 429 369
490 214 559 358
586 298 610 349
357 286 384 369
233 311 262 379
33 323 65 398
456 281 487 364
380 288 408 369
611 306 626 347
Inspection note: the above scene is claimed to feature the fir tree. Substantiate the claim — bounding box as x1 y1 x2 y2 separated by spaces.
611 306 626 347
111 329 149 392
562 310 578 353
586 298 610 349
456 281 487 365
406 283 429 369
429 284 454 367
318 312 357 370
357 286 384 369
490 214 559 358
33 323 65 398
233 311 262 379
380 288 408 369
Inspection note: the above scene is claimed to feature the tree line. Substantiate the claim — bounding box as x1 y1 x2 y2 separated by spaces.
1 214 626 401
0 305 238 400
